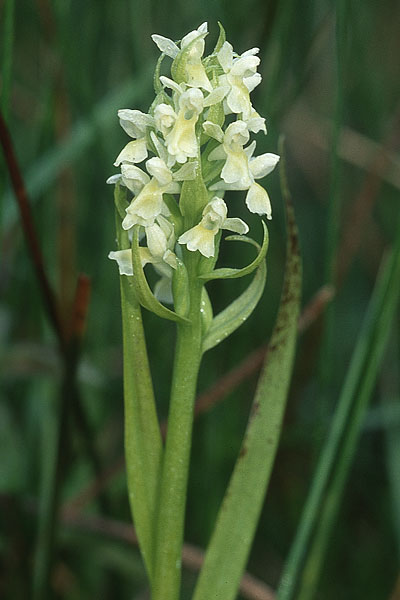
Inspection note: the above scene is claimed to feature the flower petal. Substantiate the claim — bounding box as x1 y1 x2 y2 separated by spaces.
106 174 123 185
145 222 168 258
146 157 172 186
202 121 224 143
217 41 233 73
249 153 280 179
117 109 154 138
151 34 179 58
223 217 249 234
114 139 148 166
203 85 229 107
108 250 133 276
178 224 216 257
245 182 272 218
120 164 150 194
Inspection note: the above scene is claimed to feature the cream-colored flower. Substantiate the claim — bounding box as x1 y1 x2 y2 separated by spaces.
109 212 177 303
208 122 279 219
180 25 212 92
164 88 204 163
216 42 261 120
178 197 248 257
114 110 154 166
122 158 179 229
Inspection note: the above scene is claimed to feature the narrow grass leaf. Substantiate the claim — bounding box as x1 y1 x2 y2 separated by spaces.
193 161 301 600
278 224 400 600
296 231 400 600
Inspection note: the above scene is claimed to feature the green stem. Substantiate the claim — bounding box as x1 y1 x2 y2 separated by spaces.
152 256 203 600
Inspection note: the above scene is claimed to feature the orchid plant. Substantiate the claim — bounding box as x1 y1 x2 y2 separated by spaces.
108 22 301 600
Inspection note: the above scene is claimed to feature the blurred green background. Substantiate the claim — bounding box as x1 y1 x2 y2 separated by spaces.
1 0 400 598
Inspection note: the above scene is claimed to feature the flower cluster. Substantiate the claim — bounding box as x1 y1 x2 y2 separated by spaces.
108 23 279 298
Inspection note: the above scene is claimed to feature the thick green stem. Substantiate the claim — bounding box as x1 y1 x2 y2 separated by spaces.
152 258 203 600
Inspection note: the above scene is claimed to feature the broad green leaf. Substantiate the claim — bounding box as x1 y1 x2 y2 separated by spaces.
131 226 189 324
201 258 266 354
193 166 302 600
115 193 163 581
199 221 269 281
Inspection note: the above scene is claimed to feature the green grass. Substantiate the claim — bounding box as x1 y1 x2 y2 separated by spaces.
1 1 400 599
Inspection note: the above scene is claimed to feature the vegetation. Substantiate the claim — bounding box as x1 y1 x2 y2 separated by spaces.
1 1 399 599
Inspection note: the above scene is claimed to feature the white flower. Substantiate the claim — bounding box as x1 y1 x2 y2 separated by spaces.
120 164 150 194
164 88 204 163
209 122 279 219
180 26 212 92
114 110 154 166
151 22 208 59
154 104 177 138
216 41 261 120
122 158 180 229
145 214 176 265
178 197 248 257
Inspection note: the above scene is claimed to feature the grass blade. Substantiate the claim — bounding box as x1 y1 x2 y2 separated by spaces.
278 222 400 600
193 152 301 600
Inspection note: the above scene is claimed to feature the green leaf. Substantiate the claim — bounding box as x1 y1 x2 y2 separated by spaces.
120 275 162 580
279 224 400 600
201 258 267 354
115 200 164 581
199 221 269 281
193 159 302 600
131 226 189 324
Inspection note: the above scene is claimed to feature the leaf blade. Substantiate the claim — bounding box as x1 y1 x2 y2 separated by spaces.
193 163 302 600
